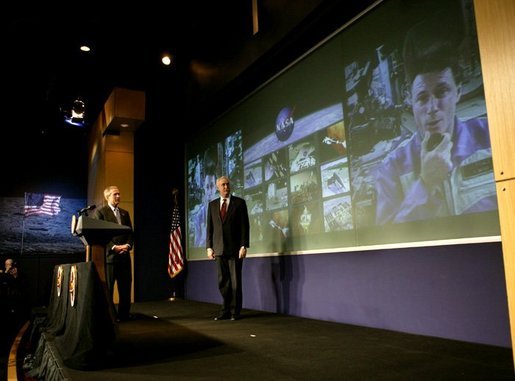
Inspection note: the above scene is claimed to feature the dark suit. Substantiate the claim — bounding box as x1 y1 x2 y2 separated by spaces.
94 205 134 320
206 195 249 317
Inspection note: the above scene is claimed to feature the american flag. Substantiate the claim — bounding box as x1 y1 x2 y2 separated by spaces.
24 193 61 217
168 204 184 278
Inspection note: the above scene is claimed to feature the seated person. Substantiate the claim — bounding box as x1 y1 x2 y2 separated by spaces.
4 258 18 278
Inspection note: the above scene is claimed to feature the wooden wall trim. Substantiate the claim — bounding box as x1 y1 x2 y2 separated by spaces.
475 0 515 366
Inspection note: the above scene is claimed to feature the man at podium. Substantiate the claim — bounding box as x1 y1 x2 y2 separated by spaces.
94 185 134 321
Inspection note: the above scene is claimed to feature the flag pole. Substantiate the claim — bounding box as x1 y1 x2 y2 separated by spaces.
168 188 181 301
172 188 179 208
170 188 177 301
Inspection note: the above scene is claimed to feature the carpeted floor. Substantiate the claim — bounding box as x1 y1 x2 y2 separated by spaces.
19 299 515 380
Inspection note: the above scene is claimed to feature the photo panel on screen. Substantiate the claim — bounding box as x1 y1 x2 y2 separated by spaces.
244 187 265 216
341 0 496 230
224 130 244 193
245 185 266 244
265 179 289 211
322 195 354 232
249 213 265 243
264 150 288 182
320 157 350 198
342 52 405 229
268 208 290 240
187 144 224 248
187 155 203 208
251 209 291 253
316 120 348 164
348 168 376 229
206 143 224 179
187 155 202 248
289 139 317 174
244 159 263 190
188 203 207 248
290 169 320 205
291 201 323 237
343 55 406 163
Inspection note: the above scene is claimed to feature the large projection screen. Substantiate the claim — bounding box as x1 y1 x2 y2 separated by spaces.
185 0 500 260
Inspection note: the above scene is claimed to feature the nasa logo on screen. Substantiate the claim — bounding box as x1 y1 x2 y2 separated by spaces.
275 106 295 141
56 265 63 297
69 265 77 307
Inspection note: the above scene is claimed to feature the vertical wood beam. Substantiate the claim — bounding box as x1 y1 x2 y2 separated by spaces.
474 0 515 365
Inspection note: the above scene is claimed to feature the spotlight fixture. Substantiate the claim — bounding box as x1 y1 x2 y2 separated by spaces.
64 97 86 127
161 53 172 66
72 98 85 119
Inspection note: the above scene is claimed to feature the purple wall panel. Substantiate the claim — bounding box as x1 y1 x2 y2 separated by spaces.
185 242 511 347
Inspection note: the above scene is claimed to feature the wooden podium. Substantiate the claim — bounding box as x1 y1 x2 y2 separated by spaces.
72 215 132 323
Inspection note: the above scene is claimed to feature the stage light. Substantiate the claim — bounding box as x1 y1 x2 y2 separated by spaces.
161 53 172 66
71 98 85 119
64 97 86 127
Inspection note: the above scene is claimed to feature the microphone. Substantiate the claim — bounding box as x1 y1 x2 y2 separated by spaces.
427 133 444 151
78 205 96 214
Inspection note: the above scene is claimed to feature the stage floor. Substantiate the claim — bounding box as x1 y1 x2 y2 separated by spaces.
31 299 515 380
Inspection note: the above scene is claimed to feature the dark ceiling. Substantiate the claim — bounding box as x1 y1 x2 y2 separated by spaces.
2 0 376 196
4 1 378 132
5 2 254 132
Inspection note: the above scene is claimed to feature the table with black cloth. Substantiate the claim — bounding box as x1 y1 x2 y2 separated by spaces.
30 261 116 373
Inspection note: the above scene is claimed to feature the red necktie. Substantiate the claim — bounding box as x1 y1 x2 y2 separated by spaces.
220 199 227 221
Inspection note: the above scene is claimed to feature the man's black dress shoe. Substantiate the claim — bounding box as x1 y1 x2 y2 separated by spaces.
214 313 231 321
231 314 241 321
